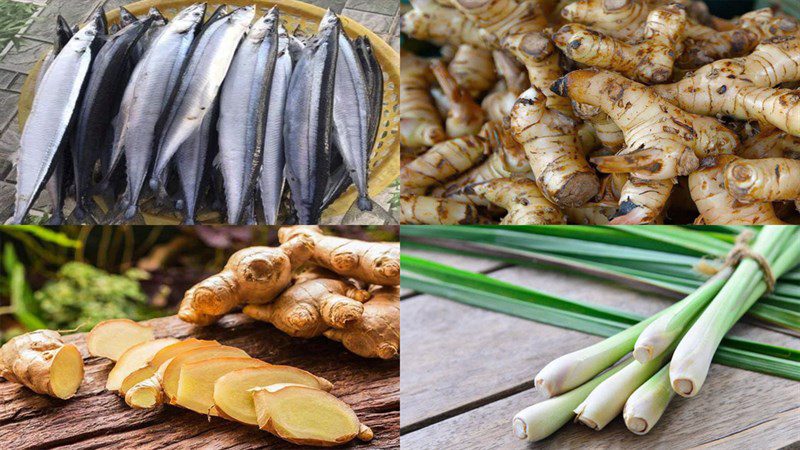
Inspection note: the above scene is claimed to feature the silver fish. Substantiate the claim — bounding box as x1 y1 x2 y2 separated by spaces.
332 29 371 211
218 8 279 224
72 17 152 220
151 5 255 188
176 100 217 224
109 3 205 221
284 10 340 224
259 22 293 225
10 19 101 224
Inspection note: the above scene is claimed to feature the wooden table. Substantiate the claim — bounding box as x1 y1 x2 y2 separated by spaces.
0 314 399 449
400 248 800 449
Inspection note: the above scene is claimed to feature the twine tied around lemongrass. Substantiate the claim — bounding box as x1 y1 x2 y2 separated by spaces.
693 230 775 292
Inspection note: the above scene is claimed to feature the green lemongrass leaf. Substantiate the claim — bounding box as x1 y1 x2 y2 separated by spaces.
402 255 800 380
403 239 800 331
509 226 703 256
617 226 731 256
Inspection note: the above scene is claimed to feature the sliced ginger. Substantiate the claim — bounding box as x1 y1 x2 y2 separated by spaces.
176 357 266 416
552 69 739 179
0 330 84 399
253 385 373 447
161 345 250 403
87 319 154 361
106 338 178 391
178 234 313 325
278 226 400 287
214 365 333 425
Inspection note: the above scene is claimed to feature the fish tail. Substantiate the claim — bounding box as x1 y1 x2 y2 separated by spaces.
357 195 373 212
123 204 138 221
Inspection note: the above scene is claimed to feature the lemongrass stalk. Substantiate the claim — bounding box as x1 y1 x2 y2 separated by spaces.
671 228 800 397
634 268 733 363
623 364 674 435
574 345 673 430
514 360 631 442
535 269 730 396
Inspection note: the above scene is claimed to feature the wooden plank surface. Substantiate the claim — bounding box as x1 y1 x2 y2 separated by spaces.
0 314 399 450
400 248 800 449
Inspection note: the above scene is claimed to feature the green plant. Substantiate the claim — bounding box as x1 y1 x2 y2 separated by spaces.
0 0 38 50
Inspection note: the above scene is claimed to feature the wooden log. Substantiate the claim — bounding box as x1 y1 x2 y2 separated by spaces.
0 314 399 449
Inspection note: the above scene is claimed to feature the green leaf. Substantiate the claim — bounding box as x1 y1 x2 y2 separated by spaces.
402 255 800 381
3 243 47 331
11 226 81 248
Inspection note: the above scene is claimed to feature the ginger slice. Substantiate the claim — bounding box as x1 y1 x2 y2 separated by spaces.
0 330 84 399
148 338 221 369
87 319 154 361
120 365 156 396
176 357 266 416
161 345 249 403
214 365 333 424
106 338 178 391
253 385 373 447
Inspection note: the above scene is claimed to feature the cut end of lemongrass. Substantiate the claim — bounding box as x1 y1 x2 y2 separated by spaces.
513 417 528 440
576 415 601 430
633 346 653 364
672 378 696 397
625 416 649 435
534 376 556 397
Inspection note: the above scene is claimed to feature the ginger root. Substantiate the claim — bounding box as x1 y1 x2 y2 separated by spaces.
554 4 687 84
467 177 566 224
324 286 401 360
278 226 400 287
243 268 371 339
430 60 486 138
737 129 800 160
448 44 497 97
689 155 785 225
402 0 489 49
503 31 572 114
178 235 313 325
724 158 800 203
509 87 599 207
552 69 739 179
450 0 547 48
0 330 84 399
610 177 674 224
401 51 447 147
655 36 800 137
87 319 154 361
400 194 482 224
401 135 488 195
253 385 373 447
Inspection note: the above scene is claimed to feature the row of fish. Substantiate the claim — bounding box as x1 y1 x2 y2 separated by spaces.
10 3 385 224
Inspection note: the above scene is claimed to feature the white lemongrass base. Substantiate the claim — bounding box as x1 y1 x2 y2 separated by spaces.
623 364 674 434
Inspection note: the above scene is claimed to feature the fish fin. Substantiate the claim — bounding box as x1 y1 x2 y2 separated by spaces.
357 195 373 212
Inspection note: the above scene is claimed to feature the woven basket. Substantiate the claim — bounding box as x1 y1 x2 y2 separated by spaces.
18 0 399 224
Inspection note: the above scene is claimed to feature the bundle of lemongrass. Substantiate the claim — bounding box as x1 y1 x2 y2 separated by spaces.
401 226 800 440
402 225 800 333
516 227 800 439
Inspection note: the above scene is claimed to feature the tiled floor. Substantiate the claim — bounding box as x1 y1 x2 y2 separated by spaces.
0 0 400 222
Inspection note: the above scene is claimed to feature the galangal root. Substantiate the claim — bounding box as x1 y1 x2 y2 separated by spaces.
401 0 800 224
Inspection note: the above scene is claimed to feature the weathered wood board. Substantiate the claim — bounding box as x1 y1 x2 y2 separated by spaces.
0 314 399 449
401 248 800 449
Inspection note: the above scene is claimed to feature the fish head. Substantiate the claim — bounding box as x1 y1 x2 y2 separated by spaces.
54 15 73 51
171 3 207 33
69 19 101 52
119 7 138 28
277 23 290 51
248 7 278 41
148 7 168 26
317 9 341 35
228 5 257 29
